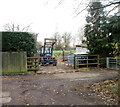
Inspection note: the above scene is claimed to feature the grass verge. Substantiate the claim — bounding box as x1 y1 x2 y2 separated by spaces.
2 71 28 75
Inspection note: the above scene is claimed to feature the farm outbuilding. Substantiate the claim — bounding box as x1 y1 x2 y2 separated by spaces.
68 44 89 68
68 44 100 68
75 44 89 55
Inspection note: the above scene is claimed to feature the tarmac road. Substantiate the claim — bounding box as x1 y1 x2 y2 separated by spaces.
2 70 118 105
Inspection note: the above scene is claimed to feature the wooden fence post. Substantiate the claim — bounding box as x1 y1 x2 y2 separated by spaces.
87 55 88 67
97 55 100 68
27 57 39 72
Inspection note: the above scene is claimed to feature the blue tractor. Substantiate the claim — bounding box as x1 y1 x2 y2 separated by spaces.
39 38 57 66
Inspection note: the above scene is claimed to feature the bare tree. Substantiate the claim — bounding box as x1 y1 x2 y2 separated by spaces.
36 41 42 50
3 23 32 32
72 36 76 47
77 28 85 45
62 32 72 50
52 32 63 50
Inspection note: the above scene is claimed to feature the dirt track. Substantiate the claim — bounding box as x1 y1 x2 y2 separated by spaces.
2 68 118 105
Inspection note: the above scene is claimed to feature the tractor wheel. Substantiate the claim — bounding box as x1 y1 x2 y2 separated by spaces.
53 62 57 66
41 61 46 66
41 63 44 66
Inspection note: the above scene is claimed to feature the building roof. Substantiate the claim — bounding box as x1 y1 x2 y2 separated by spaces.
76 44 87 48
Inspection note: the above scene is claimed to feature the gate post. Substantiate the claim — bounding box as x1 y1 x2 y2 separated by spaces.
106 57 109 68
97 55 100 68
74 55 76 69
62 50 64 62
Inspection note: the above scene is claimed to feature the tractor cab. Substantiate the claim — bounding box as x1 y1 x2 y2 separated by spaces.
40 46 52 57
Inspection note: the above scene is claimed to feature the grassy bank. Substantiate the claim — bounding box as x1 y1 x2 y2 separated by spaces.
53 50 75 57
53 50 75 53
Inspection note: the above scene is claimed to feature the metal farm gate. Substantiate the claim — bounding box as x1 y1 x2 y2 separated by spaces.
106 57 120 70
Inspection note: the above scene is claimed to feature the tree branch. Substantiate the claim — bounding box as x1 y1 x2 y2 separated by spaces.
92 1 120 10
75 5 89 17
105 4 119 16
75 1 120 17
54 0 65 9
4 23 32 32
74 2 88 13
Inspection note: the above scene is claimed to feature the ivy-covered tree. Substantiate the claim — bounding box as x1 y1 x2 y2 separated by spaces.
107 15 120 56
2 32 36 56
84 2 115 57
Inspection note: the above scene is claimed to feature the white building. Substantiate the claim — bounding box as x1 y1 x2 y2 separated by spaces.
75 44 89 55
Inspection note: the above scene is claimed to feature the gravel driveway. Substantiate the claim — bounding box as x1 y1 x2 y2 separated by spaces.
2 70 118 105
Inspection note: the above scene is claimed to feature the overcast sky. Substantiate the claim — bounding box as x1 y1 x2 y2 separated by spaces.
0 0 117 43
0 0 89 42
